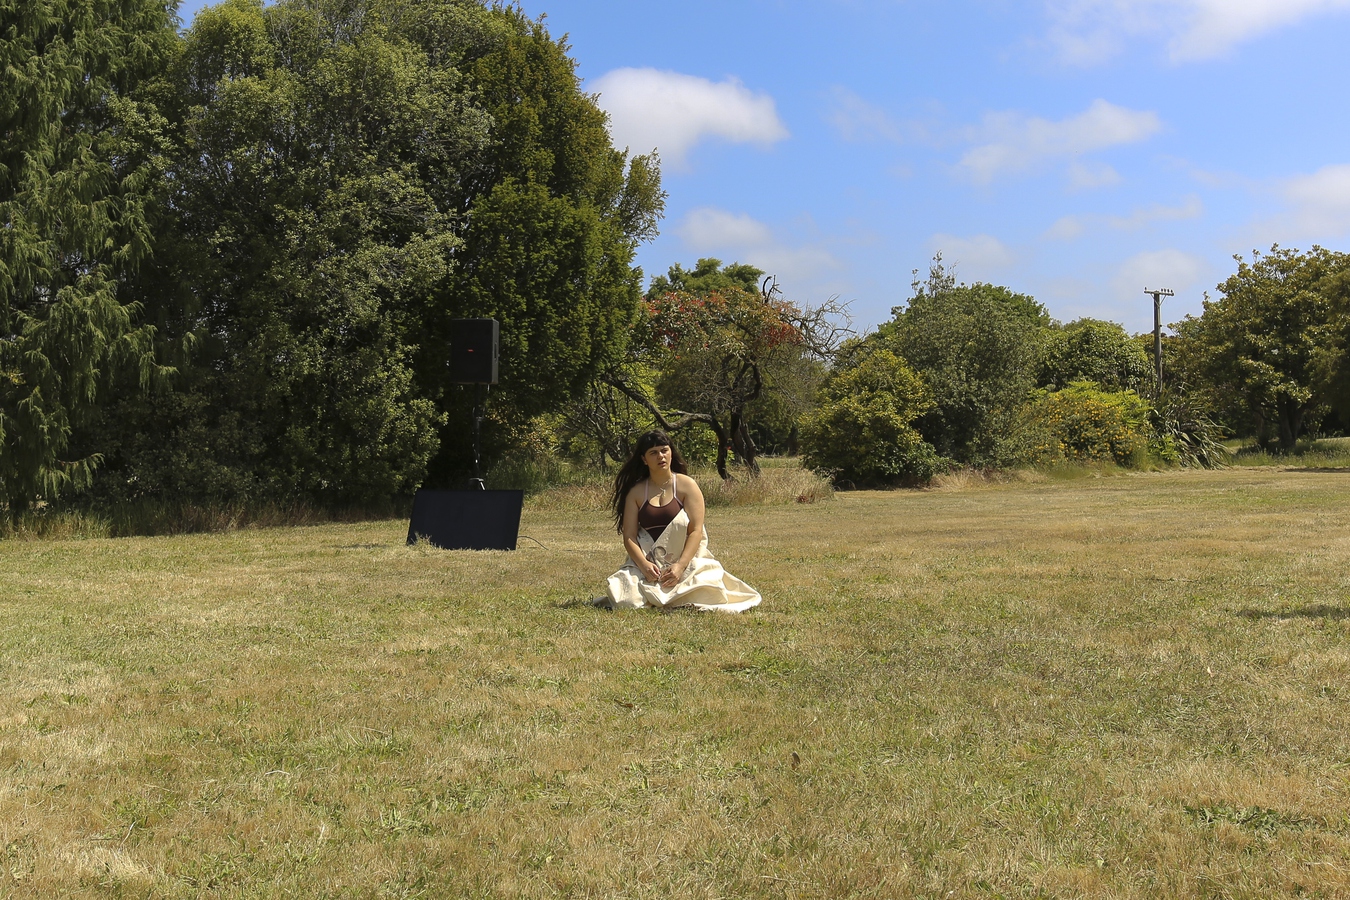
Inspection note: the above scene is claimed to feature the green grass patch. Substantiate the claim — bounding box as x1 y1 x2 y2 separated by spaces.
3 469 1349 896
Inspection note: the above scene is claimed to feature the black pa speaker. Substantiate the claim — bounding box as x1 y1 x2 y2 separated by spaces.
407 489 523 550
449 318 499 385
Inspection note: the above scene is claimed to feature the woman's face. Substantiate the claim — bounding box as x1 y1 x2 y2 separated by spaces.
642 443 672 474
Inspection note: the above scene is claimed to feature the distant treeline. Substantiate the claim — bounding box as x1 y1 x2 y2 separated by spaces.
578 249 1350 490
796 249 1350 486
1 0 663 517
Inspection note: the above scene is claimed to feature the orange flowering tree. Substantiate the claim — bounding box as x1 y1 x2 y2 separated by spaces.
605 261 847 479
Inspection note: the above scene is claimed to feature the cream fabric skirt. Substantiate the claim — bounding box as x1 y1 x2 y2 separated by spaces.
601 508 761 612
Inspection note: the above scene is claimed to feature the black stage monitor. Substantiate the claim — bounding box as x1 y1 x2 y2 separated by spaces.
407 489 522 550
449 318 499 385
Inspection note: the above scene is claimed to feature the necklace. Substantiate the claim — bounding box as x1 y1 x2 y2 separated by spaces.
651 475 675 498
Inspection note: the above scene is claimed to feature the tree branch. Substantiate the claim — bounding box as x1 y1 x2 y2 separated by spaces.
789 296 856 361
602 372 734 479
602 373 717 431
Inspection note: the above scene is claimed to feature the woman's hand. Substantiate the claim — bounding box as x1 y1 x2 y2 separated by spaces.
640 560 663 583
659 560 686 588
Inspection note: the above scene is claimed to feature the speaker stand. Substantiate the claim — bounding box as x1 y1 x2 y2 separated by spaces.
468 383 487 491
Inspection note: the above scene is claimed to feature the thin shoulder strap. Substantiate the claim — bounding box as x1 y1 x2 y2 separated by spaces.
643 478 649 502
674 473 681 504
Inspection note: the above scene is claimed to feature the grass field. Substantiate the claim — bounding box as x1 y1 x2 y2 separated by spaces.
3 467 1349 898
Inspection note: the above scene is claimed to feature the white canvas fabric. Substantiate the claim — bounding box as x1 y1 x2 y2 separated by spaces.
602 507 761 612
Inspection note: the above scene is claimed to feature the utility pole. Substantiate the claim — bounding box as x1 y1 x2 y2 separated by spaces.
1143 287 1174 395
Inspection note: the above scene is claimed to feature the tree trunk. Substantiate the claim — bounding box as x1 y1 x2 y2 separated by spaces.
708 417 732 481
1275 397 1301 451
1279 399 1304 451
729 409 760 476
1252 408 1275 451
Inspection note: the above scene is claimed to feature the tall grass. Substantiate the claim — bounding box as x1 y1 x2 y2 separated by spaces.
0 499 410 540
1227 435 1350 468
697 457 834 507
0 457 834 541
521 455 835 513
0 508 112 540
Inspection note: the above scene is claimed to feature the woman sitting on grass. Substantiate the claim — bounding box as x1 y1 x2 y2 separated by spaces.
602 430 761 612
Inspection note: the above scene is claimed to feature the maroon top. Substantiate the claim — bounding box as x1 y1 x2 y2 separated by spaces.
638 482 683 540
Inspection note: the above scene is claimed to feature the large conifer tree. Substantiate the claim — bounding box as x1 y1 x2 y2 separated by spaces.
0 0 175 515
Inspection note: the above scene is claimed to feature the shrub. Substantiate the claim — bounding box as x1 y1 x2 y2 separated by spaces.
1149 391 1230 468
1023 382 1151 466
800 348 950 485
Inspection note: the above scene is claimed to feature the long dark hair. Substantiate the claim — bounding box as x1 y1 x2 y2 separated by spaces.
610 430 688 533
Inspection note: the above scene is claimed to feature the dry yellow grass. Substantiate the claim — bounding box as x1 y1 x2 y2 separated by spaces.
3 467 1349 898
525 457 834 514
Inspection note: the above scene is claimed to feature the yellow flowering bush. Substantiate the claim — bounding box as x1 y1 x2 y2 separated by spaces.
1024 381 1152 466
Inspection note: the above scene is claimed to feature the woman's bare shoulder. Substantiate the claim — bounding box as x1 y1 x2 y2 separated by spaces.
676 472 703 497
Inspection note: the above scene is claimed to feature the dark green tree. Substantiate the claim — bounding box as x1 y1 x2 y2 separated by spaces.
1312 267 1350 432
881 256 1049 465
1172 246 1350 450
0 0 176 517
645 257 765 298
444 6 663 421
86 0 664 506
800 343 946 486
85 0 485 506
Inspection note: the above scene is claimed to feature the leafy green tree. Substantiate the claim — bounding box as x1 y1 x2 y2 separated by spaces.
743 348 826 455
444 6 663 420
85 0 481 506
1172 246 1350 450
86 0 664 506
800 344 946 485
0 0 176 517
881 256 1049 465
1311 266 1350 430
646 257 765 298
1037 318 1152 392
549 367 660 468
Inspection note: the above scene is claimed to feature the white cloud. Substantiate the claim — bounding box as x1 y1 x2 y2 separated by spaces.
958 99 1161 184
826 87 926 144
1068 161 1122 190
1110 249 1208 306
1046 217 1089 241
1281 163 1350 235
676 208 840 285
1243 163 1350 244
592 68 788 169
1046 194 1204 240
927 234 1018 274
1046 0 1350 64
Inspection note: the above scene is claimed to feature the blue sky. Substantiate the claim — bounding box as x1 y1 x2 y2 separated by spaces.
176 0 1350 334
